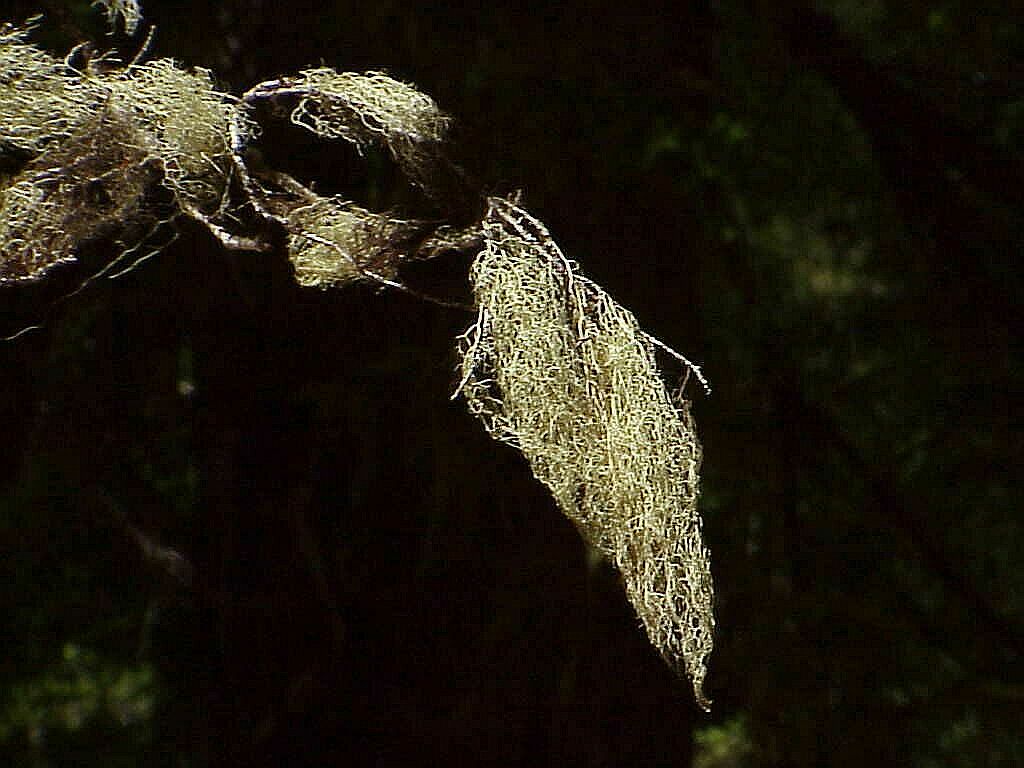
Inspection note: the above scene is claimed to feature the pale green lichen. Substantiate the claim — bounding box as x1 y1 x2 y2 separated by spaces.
1 24 240 281
286 196 420 288
287 69 451 193
107 59 238 209
456 198 714 708
0 22 107 154
289 69 450 151
0 101 155 281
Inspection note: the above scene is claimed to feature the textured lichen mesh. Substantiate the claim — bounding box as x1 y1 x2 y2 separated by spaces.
456 198 714 708
0 24 107 155
106 59 237 209
1 25 240 281
286 197 421 288
240 68 456 286
288 69 451 191
0 107 155 281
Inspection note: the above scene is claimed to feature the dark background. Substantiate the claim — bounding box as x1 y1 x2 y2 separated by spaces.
1 1 1021 766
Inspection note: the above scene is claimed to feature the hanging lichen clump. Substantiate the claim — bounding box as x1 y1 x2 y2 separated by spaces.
455 198 714 709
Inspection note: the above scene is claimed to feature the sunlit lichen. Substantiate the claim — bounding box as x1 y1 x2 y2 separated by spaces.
107 59 237 208
0 22 106 154
287 69 451 193
286 197 420 288
456 198 714 708
1 23 240 281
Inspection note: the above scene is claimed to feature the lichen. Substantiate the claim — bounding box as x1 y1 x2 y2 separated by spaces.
286 197 420 288
1 24 239 281
287 69 451 193
456 198 715 708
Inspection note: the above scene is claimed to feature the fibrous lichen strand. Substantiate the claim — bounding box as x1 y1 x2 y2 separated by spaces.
456 198 715 708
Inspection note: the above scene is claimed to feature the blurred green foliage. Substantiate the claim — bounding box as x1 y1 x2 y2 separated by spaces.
1 644 153 743
694 716 754 768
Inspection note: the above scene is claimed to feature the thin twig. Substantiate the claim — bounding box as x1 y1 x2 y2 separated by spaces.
641 331 712 396
127 24 157 68
178 198 271 252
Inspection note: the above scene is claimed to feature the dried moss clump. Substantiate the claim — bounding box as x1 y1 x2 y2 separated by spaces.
456 198 714 708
